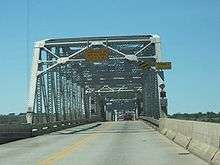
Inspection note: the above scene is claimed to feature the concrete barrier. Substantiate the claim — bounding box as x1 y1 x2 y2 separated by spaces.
139 116 159 127
174 132 191 148
159 118 220 164
161 128 167 135
212 150 220 165
166 130 176 140
188 139 218 162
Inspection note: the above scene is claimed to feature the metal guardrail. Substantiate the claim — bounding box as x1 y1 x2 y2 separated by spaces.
139 116 159 127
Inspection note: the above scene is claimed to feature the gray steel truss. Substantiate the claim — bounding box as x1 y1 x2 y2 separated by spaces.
27 35 167 124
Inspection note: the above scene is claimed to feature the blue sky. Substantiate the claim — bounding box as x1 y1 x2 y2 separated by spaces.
0 0 220 114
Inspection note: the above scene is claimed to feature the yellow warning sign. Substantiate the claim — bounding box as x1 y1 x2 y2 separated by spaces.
139 61 172 70
140 62 151 70
85 48 109 62
155 62 172 70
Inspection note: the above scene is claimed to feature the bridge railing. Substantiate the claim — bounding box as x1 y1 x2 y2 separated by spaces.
31 116 102 136
0 116 103 144
0 123 32 144
139 116 159 127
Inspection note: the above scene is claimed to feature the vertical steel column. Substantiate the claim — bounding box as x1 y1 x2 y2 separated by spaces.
91 94 96 115
53 47 60 121
67 76 73 120
154 35 163 118
46 52 54 122
71 80 77 120
55 66 61 121
136 97 142 116
26 42 42 124
77 85 82 118
35 76 42 123
88 95 92 117
35 53 43 123
41 74 48 123
81 87 85 118
143 70 160 119
95 95 101 116
63 69 68 121
69 79 74 121
65 78 70 121
61 68 66 121
73 83 79 119
84 92 90 119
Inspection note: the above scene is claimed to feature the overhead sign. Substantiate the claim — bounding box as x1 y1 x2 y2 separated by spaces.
139 61 172 70
139 62 151 70
155 62 172 70
85 48 109 62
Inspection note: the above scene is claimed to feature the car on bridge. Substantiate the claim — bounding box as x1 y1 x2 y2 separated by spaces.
123 111 135 120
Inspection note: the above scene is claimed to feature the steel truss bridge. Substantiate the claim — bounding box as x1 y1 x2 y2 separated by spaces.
26 35 168 124
1 35 219 165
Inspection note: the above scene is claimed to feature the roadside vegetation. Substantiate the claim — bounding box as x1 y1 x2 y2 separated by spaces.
169 112 220 123
0 113 26 124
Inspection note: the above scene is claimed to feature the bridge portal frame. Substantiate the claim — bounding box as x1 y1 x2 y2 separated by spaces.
26 35 168 124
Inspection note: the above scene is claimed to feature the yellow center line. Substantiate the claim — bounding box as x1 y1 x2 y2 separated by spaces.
36 122 112 165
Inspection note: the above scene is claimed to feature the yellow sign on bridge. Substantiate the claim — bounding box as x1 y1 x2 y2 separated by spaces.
139 61 172 70
155 62 172 70
85 48 109 62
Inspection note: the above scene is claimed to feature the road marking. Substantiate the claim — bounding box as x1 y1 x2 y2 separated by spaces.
36 123 112 165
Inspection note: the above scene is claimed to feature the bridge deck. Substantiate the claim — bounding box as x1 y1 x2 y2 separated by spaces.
0 121 207 165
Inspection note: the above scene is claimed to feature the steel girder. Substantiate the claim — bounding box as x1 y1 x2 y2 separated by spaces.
27 35 165 124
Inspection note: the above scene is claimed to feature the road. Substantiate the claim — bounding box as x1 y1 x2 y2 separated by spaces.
0 121 208 165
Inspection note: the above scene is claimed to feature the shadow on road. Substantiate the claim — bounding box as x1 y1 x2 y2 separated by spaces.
52 123 102 135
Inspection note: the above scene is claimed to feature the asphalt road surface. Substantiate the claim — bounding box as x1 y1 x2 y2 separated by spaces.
0 121 208 165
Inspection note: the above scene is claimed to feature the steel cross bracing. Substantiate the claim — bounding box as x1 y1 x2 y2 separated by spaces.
26 35 166 124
